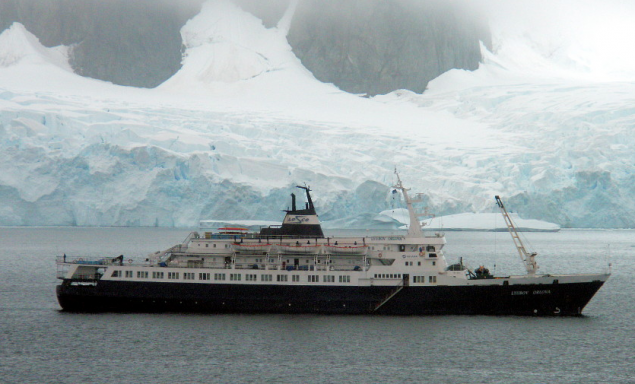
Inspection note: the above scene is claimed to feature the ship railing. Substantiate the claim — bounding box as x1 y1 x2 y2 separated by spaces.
56 256 110 265
71 273 103 281
219 263 368 272
55 256 370 272
55 255 146 267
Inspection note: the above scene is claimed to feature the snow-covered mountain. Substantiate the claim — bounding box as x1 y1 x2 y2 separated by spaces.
1 0 634 228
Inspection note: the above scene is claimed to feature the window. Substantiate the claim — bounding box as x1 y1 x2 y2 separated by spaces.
214 273 226 281
184 272 195 280
137 271 148 278
111 270 121 278
308 275 319 282
246 274 257 281
292 275 300 282
230 273 241 281
339 275 350 283
414 276 425 283
261 274 272 282
152 271 164 279
277 275 288 282
199 273 211 281
168 272 179 279
125 270 133 278
323 275 335 283
429 276 437 283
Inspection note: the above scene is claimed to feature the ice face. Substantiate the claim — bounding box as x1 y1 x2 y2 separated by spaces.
1 1 634 228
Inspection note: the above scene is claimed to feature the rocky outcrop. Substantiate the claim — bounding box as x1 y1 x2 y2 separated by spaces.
287 0 490 95
0 0 490 94
0 0 201 87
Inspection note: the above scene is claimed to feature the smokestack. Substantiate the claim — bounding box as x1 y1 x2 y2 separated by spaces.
291 193 296 211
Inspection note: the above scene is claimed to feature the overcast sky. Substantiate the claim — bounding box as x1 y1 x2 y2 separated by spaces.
479 0 635 80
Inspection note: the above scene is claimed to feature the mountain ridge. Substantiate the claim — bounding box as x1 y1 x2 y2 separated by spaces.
0 0 488 95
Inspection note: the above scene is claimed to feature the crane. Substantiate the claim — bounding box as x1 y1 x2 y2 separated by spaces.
495 196 539 275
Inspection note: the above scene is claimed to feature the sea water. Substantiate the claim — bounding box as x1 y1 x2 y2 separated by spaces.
0 227 633 383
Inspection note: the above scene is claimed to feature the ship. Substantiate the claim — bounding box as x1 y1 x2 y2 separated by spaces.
55 173 610 316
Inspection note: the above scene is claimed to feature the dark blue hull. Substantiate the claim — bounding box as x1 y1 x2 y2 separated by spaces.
56 279 606 316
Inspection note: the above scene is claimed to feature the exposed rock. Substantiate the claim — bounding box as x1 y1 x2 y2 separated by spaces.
0 0 490 94
0 0 202 88
287 0 490 95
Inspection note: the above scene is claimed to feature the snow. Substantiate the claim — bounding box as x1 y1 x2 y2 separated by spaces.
421 212 561 232
0 23 71 70
1 0 634 228
374 208 560 232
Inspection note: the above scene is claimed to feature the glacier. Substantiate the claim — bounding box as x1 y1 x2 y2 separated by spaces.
1 0 634 228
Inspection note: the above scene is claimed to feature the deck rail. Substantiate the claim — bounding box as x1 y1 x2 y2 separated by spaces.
56 255 370 272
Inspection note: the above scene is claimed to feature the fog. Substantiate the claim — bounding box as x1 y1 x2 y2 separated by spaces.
224 0 635 80
480 0 635 80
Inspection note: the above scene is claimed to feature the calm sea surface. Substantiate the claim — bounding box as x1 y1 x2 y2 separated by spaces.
0 227 633 383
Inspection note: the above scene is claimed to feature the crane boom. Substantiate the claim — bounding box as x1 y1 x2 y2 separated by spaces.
495 196 539 275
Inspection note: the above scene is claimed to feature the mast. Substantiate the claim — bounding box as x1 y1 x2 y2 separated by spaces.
393 170 423 238
298 185 315 212
260 184 324 238
495 196 538 275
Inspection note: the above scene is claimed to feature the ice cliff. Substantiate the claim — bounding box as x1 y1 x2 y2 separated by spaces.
0 0 634 228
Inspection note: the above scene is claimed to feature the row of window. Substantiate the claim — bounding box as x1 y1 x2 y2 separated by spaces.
413 276 437 283
374 245 436 252
374 274 403 279
404 261 436 267
370 274 437 284
198 243 231 248
111 270 431 284
110 270 351 283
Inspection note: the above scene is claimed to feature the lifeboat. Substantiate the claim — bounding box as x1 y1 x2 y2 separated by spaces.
275 243 322 254
232 242 272 254
324 244 369 255
218 227 249 235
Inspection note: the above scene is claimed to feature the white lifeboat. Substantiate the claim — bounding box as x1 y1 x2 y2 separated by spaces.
275 243 322 254
232 242 272 254
324 244 368 255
